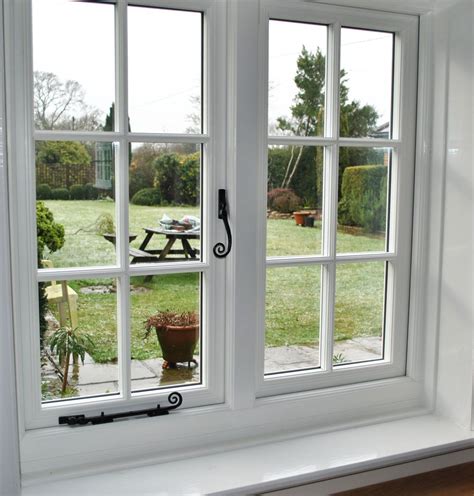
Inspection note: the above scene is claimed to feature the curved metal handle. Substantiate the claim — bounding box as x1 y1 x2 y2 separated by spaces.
213 189 232 258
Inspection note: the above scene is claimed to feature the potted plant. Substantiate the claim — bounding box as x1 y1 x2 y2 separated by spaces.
145 311 199 369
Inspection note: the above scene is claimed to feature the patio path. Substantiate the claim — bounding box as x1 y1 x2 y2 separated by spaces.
42 337 382 397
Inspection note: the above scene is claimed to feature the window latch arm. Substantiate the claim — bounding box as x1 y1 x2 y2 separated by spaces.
58 392 183 426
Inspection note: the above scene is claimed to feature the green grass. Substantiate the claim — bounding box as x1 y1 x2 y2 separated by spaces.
43 201 385 363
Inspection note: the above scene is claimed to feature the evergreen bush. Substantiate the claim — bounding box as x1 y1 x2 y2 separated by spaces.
51 187 70 200
70 184 87 200
338 165 387 233
36 183 52 200
131 187 162 206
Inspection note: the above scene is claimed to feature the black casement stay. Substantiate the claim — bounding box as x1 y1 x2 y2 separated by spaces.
213 189 232 259
58 392 183 426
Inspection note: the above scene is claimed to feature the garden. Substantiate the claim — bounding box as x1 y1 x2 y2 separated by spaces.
35 45 388 399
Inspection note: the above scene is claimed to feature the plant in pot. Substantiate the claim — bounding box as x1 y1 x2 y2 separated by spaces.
145 311 199 369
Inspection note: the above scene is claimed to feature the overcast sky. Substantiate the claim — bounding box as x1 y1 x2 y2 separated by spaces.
33 1 392 135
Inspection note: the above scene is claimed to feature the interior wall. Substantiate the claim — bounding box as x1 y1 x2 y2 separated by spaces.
432 0 474 429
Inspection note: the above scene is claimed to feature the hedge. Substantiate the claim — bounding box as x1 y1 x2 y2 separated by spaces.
36 183 52 200
338 165 387 233
51 187 70 200
131 187 162 206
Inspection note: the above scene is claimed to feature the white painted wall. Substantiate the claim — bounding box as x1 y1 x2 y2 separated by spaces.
432 0 474 428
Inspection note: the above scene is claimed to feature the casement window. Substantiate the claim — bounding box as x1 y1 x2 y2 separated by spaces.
5 0 421 476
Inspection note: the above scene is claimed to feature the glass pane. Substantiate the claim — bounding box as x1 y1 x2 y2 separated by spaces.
265 266 321 374
267 146 324 257
129 143 201 265
268 20 327 137
130 273 201 392
36 141 117 268
334 262 385 365
33 0 115 131
337 147 390 253
128 7 202 134
40 277 118 402
340 28 393 138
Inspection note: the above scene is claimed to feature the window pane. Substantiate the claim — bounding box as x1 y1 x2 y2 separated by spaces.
265 265 321 374
40 277 118 402
130 273 201 392
33 0 115 131
340 28 393 138
337 147 390 253
129 143 201 265
36 141 117 269
128 7 202 134
267 146 324 257
334 262 385 365
268 20 327 137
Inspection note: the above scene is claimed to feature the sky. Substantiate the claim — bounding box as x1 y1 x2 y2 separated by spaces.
33 1 392 136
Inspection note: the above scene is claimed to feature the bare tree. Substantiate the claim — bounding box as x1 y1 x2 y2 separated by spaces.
34 71 101 131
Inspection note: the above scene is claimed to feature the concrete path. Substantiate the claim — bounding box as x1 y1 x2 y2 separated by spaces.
42 337 382 397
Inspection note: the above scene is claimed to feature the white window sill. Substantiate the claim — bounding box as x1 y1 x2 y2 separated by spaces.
21 414 473 495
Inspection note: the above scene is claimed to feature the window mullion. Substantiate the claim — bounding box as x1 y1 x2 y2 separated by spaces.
116 0 131 401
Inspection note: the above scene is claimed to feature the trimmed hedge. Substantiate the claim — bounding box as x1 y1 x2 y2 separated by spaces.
70 184 87 200
51 187 70 200
131 187 162 206
338 165 387 233
36 183 52 200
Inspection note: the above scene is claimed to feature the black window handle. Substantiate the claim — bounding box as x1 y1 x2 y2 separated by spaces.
213 189 232 258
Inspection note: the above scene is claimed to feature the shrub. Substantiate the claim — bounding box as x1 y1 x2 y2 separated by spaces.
153 153 181 203
338 165 387 233
69 184 87 200
131 187 161 206
51 187 70 200
84 183 99 200
267 188 302 213
36 202 65 347
36 183 52 200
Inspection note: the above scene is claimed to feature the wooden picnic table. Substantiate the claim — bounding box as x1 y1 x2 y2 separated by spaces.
134 227 200 264
103 228 200 265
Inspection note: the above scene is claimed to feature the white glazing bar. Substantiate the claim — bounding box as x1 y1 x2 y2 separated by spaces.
116 0 131 402
338 138 400 148
34 130 120 142
320 22 341 373
127 133 210 144
34 130 210 144
335 252 397 263
267 136 337 147
128 261 209 276
37 266 124 282
266 255 330 267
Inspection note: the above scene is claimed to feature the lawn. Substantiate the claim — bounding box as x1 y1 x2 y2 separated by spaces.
42 200 385 363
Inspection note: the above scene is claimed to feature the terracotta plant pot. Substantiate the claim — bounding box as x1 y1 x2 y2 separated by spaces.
155 324 199 369
294 211 310 226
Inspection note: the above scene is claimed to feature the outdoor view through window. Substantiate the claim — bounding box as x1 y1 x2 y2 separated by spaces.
265 20 393 374
34 1 204 401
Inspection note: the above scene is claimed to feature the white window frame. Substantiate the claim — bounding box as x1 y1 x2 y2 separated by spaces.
8 0 227 430
4 0 432 481
255 1 418 397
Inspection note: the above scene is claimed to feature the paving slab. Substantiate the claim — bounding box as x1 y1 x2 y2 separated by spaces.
76 382 118 397
76 363 118 385
131 360 156 380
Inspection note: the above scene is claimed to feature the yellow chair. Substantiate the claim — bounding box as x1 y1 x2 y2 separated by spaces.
42 260 78 329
